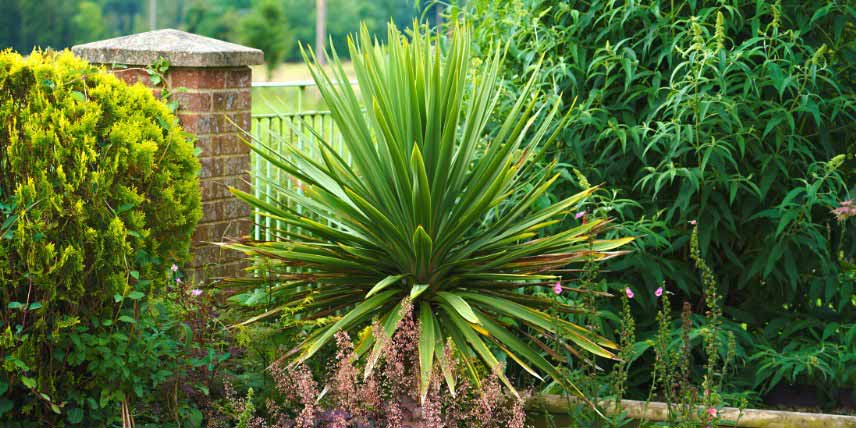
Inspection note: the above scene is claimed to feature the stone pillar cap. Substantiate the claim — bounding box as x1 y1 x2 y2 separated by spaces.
72 29 264 67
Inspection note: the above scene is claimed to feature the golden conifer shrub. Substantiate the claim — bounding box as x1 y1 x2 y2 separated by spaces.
0 50 201 421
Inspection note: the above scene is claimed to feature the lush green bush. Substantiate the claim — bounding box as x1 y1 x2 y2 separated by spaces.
0 50 202 424
467 0 855 401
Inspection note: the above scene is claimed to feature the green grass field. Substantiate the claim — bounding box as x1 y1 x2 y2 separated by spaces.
252 62 356 82
251 62 356 115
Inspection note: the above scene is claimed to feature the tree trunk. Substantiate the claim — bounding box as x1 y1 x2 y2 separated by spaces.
175 0 183 28
315 0 327 65
149 0 156 31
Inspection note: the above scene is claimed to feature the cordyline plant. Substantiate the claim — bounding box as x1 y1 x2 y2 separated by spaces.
223 23 632 402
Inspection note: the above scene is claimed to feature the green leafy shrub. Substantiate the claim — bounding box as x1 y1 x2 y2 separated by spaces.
224 22 632 401
0 50 202 424
468 0 855 399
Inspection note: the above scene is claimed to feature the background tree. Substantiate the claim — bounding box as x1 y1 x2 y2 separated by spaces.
0 0 76 52
103 0 142 35
238 0 294 79
0 0 430 63
184 1 242 42
73 1 107 43
0 0 23 51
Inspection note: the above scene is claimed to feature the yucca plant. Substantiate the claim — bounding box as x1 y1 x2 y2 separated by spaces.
225 22 632 401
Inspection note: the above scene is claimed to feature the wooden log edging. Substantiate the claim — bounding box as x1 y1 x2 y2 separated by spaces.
529 394 856 428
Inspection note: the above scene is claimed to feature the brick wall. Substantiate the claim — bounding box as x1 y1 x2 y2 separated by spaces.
174 67 252 279
112 66 253 279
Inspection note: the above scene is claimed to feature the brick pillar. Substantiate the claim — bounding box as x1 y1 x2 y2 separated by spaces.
172 67 253 278
73 29 264 280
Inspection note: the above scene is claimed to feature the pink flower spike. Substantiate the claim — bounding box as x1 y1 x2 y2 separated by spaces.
175 277 182 284
689 219 698 225
707 407 717 418
171 263 178 272
552 281 563 295
575 210 586 220
625 287 634 299
832 199 856 221
655 287 663 297
190 289 202 297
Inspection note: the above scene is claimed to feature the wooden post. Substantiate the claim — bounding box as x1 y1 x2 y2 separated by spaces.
528 395 856 428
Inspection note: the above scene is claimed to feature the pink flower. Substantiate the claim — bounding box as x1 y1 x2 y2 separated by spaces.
575 210 586 220
552 281 563 295
707 407 717 418
655 287 663 297
832 199 856 221
625 287 634 299
175 277 182 284
190 289 202 296
171 263 178 272
689 219 697 225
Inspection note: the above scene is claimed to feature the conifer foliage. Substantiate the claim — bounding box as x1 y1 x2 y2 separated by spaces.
0 50 201 422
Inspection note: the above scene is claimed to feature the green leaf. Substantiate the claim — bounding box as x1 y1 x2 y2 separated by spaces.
70 91 86 102
0 214 17 238
0 399 12 417
186 407 203 428
365 274 406 299
410 283 429 299
439 302 516 395
474 309 552 381
7 302 23 310
298 289 398 363
8 356 29 371
433 317 456 397
66 407 84 424
435 292 479 324
412 226 434 278
21 376 36 389
418 303 435 403
127 291 144 300
116 202 135 213
27 302 42 310
118 316 136 324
